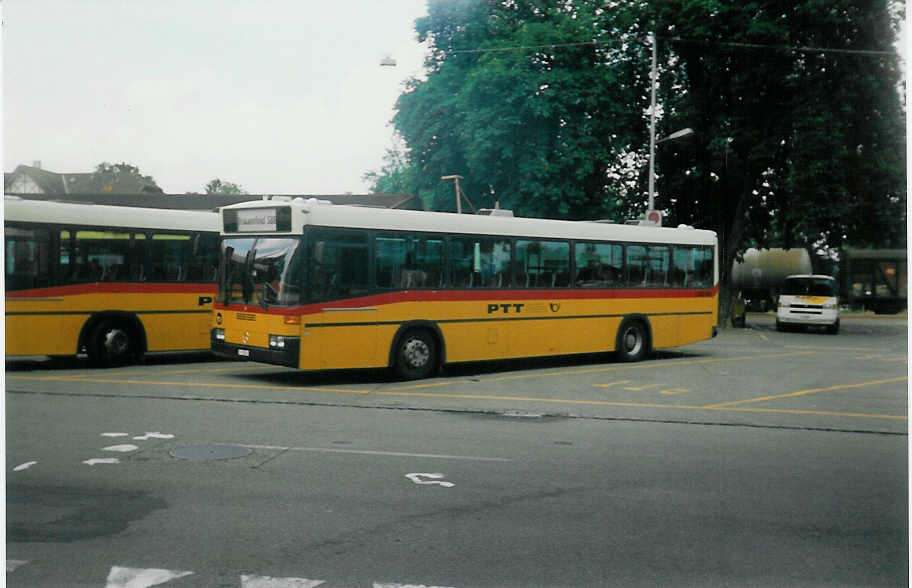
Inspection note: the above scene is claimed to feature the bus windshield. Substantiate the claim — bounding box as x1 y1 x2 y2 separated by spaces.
221 237 303 307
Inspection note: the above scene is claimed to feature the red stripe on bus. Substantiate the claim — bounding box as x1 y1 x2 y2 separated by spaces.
7 282 218 298
213 285 719 315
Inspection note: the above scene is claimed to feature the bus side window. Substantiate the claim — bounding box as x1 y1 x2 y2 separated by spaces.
185 232 220 282
625 245 647 287
309 230 369 301
574 242 622 288
670 246 689 287
72 230 131 282
646 246 670 287
4 225 51 291
150 233 193 282
449 238 474 288
690 247 713 287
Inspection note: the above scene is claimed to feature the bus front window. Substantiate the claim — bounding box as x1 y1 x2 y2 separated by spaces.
220 237 303 307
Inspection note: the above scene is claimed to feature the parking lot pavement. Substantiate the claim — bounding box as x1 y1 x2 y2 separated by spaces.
6 312 907 434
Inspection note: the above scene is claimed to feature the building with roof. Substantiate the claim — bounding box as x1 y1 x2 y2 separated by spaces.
5 163 163 195
4 163 425 211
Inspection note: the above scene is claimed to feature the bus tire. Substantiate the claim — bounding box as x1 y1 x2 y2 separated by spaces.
825 319 840 335
615 318 649 362
88 318 143 367
393 329 437 380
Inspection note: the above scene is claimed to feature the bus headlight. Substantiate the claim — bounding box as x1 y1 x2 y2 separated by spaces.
778 300 790 309
823 302 836 309
213 328 225 341
269 334 296 349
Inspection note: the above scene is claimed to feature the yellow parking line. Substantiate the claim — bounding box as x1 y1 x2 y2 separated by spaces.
86 364 280 378
6 374 371 395
7 374 905 422
373 389 906 420
785 344 902 353
720 407 907 420
143 364 280 376
703 376 908 409
660 388 690 395
593 380 632 388
390 351 816 390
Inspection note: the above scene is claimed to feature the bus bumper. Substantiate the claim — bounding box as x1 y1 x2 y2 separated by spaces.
211 330 299 368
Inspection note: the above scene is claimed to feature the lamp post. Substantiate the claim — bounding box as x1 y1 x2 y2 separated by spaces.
646 33 695 218
648 33 658 213
646 127 694 224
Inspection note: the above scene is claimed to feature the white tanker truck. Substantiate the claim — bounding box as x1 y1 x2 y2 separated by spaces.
731 248 814 312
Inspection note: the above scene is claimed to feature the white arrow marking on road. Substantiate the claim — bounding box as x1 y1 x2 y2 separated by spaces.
406 473 454 488
241 574 325 587
83 458 120 465
7 559 29 572
13 461 37 471
102 432 130 437
103 444 140 453
105 566 193 588
133 432 175 440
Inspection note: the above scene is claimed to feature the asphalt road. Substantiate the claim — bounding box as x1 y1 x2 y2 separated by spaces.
6 313 908 587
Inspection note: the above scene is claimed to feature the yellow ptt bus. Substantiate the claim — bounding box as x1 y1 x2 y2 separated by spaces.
5 196 220 365
211 197 718 379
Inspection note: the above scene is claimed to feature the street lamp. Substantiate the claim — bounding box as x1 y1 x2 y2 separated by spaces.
646 33 695 216
646 127 694 221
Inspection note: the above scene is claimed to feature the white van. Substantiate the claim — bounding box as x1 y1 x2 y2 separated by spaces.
776 274 840 334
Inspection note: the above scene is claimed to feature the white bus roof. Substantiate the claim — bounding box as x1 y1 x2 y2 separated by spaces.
220 197 717 246
4 196 219 232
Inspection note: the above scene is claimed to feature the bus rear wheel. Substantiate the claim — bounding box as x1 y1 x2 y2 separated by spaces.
393 329 437 380
88 319 143 367
615 319 649 362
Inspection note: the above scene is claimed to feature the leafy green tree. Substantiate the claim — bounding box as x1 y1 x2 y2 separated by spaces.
93 162 162 193
383 0 904 320
363 144 420 196
394 0 649 219
642 0 905 315
205 178 248 195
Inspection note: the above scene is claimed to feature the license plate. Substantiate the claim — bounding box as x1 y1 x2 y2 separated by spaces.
238 349 250 357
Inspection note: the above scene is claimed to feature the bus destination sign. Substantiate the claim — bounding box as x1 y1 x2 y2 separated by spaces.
237 208 278 232
224 206 292 233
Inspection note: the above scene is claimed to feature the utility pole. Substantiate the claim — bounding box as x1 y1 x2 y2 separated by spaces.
441 175 476 214
648 32 658 213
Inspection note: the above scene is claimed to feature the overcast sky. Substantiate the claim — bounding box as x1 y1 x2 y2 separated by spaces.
3 1 429 194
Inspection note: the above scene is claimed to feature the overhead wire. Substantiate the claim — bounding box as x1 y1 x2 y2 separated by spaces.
444 36 899 59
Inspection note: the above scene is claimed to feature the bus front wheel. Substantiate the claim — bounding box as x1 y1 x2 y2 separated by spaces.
393 329 437 380
88 319 142 367
615 319 649 362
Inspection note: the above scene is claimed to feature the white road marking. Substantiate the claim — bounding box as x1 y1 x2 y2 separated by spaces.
374 583 453 588
83 458 121 465
239 444 509 462
13 461 37 471
102 432 130 437
7 559 29 572
241 574 325 587
406 473 454 488
105 566 193 588
103 444 140 453
134 432 175 440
